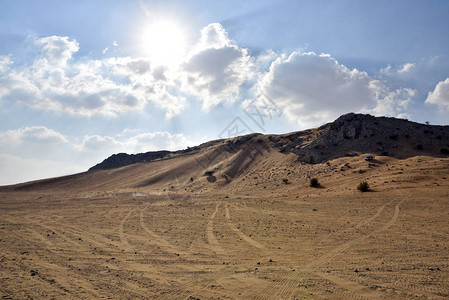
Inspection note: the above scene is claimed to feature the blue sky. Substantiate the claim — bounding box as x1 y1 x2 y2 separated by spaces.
1 0 448 185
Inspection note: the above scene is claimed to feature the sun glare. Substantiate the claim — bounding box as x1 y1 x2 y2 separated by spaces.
141 20 186 67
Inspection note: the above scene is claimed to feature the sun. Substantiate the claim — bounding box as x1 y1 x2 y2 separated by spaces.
141 20 186 67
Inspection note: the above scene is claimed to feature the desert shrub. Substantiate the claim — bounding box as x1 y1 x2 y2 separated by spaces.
207 175 217 183
310 177 319 187
357 181 370 192
441 148 449 155
389 134 399 141
282 178 290 184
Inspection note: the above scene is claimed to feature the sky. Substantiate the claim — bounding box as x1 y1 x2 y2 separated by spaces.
0 0 449 185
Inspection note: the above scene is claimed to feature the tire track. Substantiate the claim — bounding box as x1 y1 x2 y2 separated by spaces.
2 231 104 299
140 205 190 257
154 203 242 300
313 272 380 300
49 223 122 249
116 207 174 292
391 279 448 299
255 194 406 300
5 216 81 250
119 209 135 251
206 203 225 255
225 203 266 250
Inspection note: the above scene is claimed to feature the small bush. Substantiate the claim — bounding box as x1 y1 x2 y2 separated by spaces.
357 181 370 192
441 148 449 155
310 177 319 187
282 178 290 184
207 175 217 183
389 134 399 141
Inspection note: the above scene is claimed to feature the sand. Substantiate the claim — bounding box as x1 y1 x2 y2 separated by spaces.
1 153 449 299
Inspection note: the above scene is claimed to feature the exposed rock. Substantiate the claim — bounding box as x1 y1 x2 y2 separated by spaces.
89 113 449 170
89 151 172 170
270 113 449 164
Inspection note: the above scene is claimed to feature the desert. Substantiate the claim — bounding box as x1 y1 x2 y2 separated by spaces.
1 113 449 299
2 2 449 299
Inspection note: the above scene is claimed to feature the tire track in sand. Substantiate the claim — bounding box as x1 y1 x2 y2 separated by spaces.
254 195 406 300
139 205 191 258
225 203 266 250
119 209 135 251
206 203 225 255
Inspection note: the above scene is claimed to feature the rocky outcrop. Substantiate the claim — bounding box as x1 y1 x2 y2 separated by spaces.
89 151 172 170
271 113 449 163
89 113 449 170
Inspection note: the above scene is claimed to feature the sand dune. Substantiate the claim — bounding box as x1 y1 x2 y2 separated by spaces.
1 113 449 299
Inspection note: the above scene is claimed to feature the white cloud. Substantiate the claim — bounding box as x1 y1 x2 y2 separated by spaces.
0 37 184 117
398 63 416 74
381 62 416 75
152 65 168 81
151 87 185 119
257 52 375 127
0 25 427 132
0 55 12 73
425 77 449 110
79 135 122 152
256 51 415 127
181 23 253 110
196 23 231 50
34 36 79 65
380 64 393 75
79 131 193 153
371 88 415 117
1 25 253 117
103 56 151 76
127 132 192 152
0 126 68 161
0 126 67 145
1 58 145 116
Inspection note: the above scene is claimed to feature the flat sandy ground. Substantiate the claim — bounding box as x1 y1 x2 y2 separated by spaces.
1 156 449 299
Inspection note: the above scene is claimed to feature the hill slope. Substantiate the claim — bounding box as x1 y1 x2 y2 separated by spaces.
91 113 449 170
1 113 448 193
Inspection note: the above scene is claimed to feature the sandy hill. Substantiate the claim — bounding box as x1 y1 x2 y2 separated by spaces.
3 113 448 193
1 113 449 299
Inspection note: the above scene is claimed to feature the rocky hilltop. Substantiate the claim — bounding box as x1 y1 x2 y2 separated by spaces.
89 151 172 170
89 148 198 170
90 113 449 170
273 113 449 163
